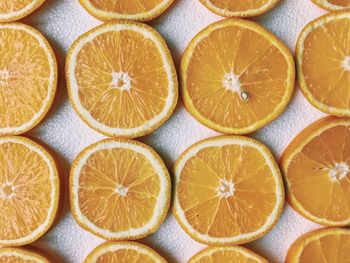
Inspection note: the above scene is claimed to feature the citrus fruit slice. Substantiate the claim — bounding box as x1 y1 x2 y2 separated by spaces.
84 242 167 263
286 228 350 263
173 136 285 245
70 138 171 240
0 247 53 263
66 21 178 138
188 246 268 263
0 23 57 136
311 0 350 11
79 0 174 22
281 117 350 226
0 0 45 22
296 11 350 117
180 19 295 135
0 136 60 246
199 0 280 17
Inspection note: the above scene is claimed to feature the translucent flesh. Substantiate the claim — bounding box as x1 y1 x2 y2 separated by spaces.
0 0 33 13
75 29 169 129
0 28 51 129
89 0 163 14
287 125 350 222
186 25 289 129
95 249 156 263
298 233 350 262
78 148 161 232
178 145 277 237
0 256 36 263
208 0 270 12
0 142 52 241
302 18 350 109
194 250 260 263
328 0 350 7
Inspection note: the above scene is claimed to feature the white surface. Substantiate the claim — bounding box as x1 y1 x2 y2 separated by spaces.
22 0 327 262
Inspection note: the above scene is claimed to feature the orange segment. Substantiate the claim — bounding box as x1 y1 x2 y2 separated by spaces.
188 246 268 263
180 19 295 134
70 139 171 240
0 136 60 246
281 117 350 226
286 228 350 263
0 0 45 22
0 247 53 263
312 0 350 11
66 21 178 138
173 136 284 245
79 0 174 21
0 23 57 136
84 242 167 263
199 0 281 17
296 11 350 116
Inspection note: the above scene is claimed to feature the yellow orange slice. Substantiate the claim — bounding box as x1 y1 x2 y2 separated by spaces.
199 0 281 17
312 0 350 11
0 23 57 136
79 0 174 22
181 19 295 135
188 246 268 263
84 242 167 263
0 247 53 263
66 21 178 138
286 228 350 263
281 117 350 226
0 136 60 246
296 11 350 117
173 136 284 245
70 138 171 240
0 0 45 22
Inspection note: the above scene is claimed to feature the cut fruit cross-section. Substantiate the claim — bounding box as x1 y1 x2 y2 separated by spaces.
66 21 178 138
0 23 57 136
70 139 171 240
181 19 295 135
281 117 350 226
173 136 285 245
84 242 167 263
0 0 45 22
0 136 60 246
311 0 350 11
0 247 53 263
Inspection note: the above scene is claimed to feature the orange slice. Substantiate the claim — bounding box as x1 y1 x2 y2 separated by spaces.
199 0 281 17
281 117 350 226
70 138 171 240
286 228 350 263
0 23 57 136
66 21 178 138
296 11 350 117
311 0 350 11
0 136 60 246
181 19 295 135
84 242 167 263
79 0 174 22
0 0 45 22
188 246 268 263
0 247 53 263
173 136 285 245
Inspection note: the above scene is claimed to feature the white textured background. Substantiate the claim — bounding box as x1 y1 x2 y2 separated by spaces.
21 0 328 262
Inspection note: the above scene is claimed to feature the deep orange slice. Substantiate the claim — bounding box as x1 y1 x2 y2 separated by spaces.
0 0 45 22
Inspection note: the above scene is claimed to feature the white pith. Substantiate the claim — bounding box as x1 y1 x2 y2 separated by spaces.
115 184 128 197
0 69 9 86
314 0 350 10
202 0 279 16
174 137 284 244
283 119 350 226
0 0 43 19
87 243 165 262
329 162 349 181
0 182 15 199
110 71 131 91
0 23 56 134
217 179 235 198
67 23 176 136
71 140 169 239
0 137 58 246
343 56 350 72
0 250 48 263
81 0 173 21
